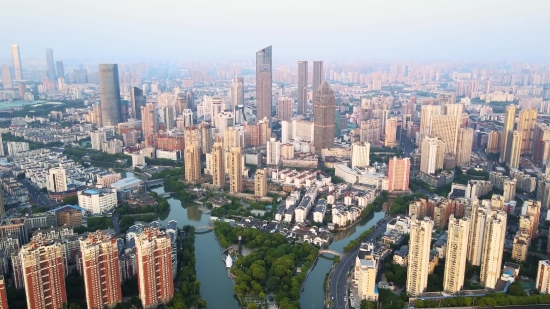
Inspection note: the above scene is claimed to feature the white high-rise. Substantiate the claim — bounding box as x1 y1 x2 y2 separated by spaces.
443 215 470 294
351 142 370 168
267 138 281 165
420 135 445 174
467 202 489 266
231 77 244 107
480 210 507 289
407 217 433 297
47 167 67 193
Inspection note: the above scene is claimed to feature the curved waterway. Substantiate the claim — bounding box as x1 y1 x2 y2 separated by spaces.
147 183 384 309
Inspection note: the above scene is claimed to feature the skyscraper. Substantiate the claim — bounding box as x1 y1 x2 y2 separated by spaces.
135 227 174 309
517 108 538 155
456 128 474 166
11 44 23 80
384 117 398 147
388 157 410 192
228 147 243 193
20 239 67 309
184 145 201 182
45 48 56 80
312 60 324 103
80 231 122 309
256 46 272 123
55 61 64 80
499 105 516 163
254 169 267 197
162 106 176 131
231 76 244 108
297 60 308 114
443 215 470 294
277 96 292 121
480 210 507 289
99 64 122 126
211 142 225 188
131 87 146 119
430 115 458 154
407 217 433 297
420 136 445 175
419 105 441 138
506 130 521 168
525 200 541 240
0 66 12 89
141 103 158 137
313 81 335 151
468 202 489 266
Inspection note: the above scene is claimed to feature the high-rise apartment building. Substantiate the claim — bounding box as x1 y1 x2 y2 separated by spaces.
11 44 23 80
407 217 433 297
231 76 244 107
131 87 146 119
99 64 122 126
47 166 67 193
0 276 7 309
443 215 470 294
500 105 516 163
456 80 464 96
1 66 12 89
162 106 176 131
45 48 56 80
228 147 243 193
266 138 281 165
211 142 225 188
184 145 201 182
536 260 550 293
512 232 529 262
351 142 370 169
55 61 64 80
312 61 324 103
256 46 272 123
468 202 489 266
505 130 521 168
525 199 541 240
420 105 441 137
80 231 122 309
20 240 67 309
388 157 410 192
297 60 308 114
277 96 292 121
254 169 267 197
223 127 240 151
384 117 398 147
142 103 158 137
135 227 174 309
313 81 335 151
354 244 378 301
430 115 458 154
486 131 500 153
480 210 507 289
456 128 474 165
420 136 445 175
517 108 538 155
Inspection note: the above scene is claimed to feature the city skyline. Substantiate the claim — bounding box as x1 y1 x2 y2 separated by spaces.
0 0 549 62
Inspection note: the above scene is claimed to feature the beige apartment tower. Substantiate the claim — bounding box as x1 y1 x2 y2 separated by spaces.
467 202 489 266
486 131 500 153
525 200 541 240
254 169 267 197
407 217 434 297
517 108 537 155
430 115 458 154
354 248 378 301
500 105 516 163
419 105 441 138
47 166 68 193
443 215 470 294
480 210 507 289
536 260 550 293
420 135 445 174
228 147 243 193
512 232 530 262
211 142 225 189
506 130 521 168
184 145 201 182
456 128 474 166
277 96 293 121
384 117 398 147
223 127 240 151
351 142 370 169
141 103 158 137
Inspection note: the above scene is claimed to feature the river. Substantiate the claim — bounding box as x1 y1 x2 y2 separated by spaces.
144 181 383 309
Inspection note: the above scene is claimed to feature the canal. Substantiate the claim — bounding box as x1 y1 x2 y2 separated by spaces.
146 183 384 309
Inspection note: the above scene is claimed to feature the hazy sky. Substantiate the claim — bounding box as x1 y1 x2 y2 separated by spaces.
1 0 549 63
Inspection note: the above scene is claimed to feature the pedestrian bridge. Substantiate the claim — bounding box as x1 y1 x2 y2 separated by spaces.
195 226 214 232
319 249 341 257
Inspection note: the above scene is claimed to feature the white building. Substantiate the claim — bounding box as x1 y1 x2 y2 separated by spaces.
313 199 327 223
78 188 118 214
47 166 68 193
351 142 370 168
131 152 146 168
267 138 281 165
156 149 181 161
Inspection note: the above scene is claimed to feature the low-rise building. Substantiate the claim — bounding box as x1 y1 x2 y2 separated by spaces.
77 188 118 214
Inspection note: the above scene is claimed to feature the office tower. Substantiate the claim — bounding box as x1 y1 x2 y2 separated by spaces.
47 166 68 192
468 202 489 266
505 130 521 168
1 66 12 89
456 128 474 166
18 82 25 98
443 215 470 294
312 60 324 103
162 106 176 131
254 169 267 197
313 81 335 151
277 96 292 121
536 260 550 293
11 44 22 80
256 46 272 123
480 210 507 289
456 80 464 96
486 131 500 153
355 244 378 301
142 103 158 137
0 276 7 309
211 142 225 188
499 105 516 163
420 136 445 174
20 240 67 309
131 87 146 119
55 61 64 80
517 108 538 155
407 217 433 297
228 147 243 193
135 227 174 309
184 145 201 182
297 60 308 114
430 115 458 154
80 231 122 309
99 64 122 126
351 142 370 168
231 76 244 108
384 117 398 147
45 48 55 80
419 105 441 137
525 200 541 240
388 157 410 192
266 138 281 165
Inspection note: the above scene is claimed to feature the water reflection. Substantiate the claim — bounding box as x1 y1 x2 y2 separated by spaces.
331 212 376 242
187 204 202 222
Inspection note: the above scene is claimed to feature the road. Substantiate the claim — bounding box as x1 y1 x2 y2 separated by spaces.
20 178 58 207
329 215 394 309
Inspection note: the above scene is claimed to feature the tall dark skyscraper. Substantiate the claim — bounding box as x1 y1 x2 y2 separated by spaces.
46 48 56 80
99 64 122 126
256 46 272 123
131 87 146 119
313 81 335 152
55 61 64 80
312 60 324 103
297 60 308 115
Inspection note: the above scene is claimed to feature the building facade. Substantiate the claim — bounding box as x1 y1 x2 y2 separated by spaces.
313 81 335 151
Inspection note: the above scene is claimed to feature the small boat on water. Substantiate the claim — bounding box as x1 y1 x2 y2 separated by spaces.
225 255 233 268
